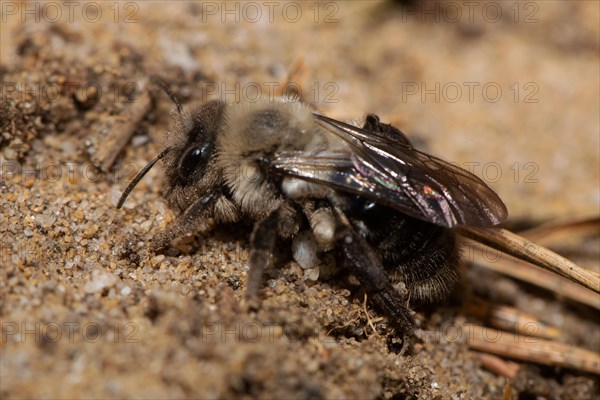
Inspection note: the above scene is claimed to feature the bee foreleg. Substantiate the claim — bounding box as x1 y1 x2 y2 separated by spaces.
332 206 415 335
245 208 281 299
149 192 216 252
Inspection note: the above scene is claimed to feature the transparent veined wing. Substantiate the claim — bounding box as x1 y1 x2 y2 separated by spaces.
271 114 507 228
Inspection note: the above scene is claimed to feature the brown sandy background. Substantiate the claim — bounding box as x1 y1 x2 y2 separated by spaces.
1 1 599 398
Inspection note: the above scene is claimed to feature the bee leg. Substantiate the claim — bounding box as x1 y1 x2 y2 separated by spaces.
245 209 281 300
362 114 412 146
333 208 415 334
149 192 216 252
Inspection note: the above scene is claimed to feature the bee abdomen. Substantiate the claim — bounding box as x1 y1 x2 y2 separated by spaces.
346 197 461 304
383 224 460 303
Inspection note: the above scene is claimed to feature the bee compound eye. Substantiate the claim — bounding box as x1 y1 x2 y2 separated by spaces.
179 142 212 179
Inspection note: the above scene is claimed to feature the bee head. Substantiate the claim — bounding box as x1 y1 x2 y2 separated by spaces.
160 100 227 212
117 79 227 213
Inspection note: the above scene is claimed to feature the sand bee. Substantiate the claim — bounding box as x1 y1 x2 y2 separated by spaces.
118 82 507 334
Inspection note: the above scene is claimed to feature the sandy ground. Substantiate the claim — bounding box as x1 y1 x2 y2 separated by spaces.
1 1 599 398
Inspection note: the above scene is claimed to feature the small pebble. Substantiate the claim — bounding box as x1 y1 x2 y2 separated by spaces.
303 267 320 281
84 270 119 294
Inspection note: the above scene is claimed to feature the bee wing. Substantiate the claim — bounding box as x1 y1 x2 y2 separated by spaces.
271 114 508 228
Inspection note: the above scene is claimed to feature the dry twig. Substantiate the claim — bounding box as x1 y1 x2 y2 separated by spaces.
91 84 152 172
467 325 600 375
276 58 310 100
464 242 599 309
469 351 520 379
458 227 600 294
465 298 562 340
519 216 600 247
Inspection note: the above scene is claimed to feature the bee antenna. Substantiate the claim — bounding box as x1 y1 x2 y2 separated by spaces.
117 147 172 209
150 76 183 114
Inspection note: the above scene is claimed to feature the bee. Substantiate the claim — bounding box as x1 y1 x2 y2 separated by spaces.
117 82 508 334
